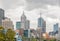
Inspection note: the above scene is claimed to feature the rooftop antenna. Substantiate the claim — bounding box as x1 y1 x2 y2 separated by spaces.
40 10 42 17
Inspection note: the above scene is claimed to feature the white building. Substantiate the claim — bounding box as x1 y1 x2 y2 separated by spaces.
2 18 14 30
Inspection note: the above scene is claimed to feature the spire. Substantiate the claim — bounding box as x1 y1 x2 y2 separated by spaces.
23 11 24 15
40 12 42 17
21 11 26 18
22 11 25 16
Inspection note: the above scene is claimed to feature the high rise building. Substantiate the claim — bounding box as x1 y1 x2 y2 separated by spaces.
21 11 30 30
0 8 5 26
53 23 59 33
2 18 14 30
21 12 26 29
57 28 60 41
26 20 30 30
16 21 21 30
36 28 42 41
21 11 30 38
38 13 46 33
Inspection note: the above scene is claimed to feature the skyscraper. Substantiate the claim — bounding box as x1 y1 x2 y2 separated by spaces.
0 8 5 26
21 11 30 38
21 11 30 30
16 21 21 30
38 13 46 33
26 20 30 30
53 23 59 33
21 12 26 30
2 18 14 30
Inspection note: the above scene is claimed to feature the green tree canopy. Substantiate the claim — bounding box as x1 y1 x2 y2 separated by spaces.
6 29 16 41
0 26 5 41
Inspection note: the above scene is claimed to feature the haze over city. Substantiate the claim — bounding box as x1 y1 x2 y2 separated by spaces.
0 0 60 33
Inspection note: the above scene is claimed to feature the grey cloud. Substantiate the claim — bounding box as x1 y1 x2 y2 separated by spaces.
26 0 60 10
43 10 60 19
2 0 25 9
1 0 60 10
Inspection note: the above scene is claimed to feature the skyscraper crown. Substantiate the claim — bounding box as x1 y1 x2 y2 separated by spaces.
21 11 26 18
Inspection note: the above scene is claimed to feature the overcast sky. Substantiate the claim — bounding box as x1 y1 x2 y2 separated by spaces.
0 0 60 33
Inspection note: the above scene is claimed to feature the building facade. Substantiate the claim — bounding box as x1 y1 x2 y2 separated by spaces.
21 12 30 30
15 32 22 41
16 21 21 30
53 23 59 33
2 18 14 30
38 17 46 34
21 12 26 30
57 28 60 41
21 11 30 38
0 8 5 26
26 20 30 30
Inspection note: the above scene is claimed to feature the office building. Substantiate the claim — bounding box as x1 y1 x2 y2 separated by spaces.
56 28 60 41
26 20 30 30
0 8 5 26
2 18 14 30
21 11 30 30
16 21 21 30
38 13 46 33
21 12 26 30
53 23 59 33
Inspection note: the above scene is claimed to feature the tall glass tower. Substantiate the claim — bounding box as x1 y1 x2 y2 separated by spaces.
16 21 21 30
53 23 59 33
38 13 46 33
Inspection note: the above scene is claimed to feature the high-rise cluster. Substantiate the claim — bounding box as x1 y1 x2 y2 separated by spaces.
0 8 14 30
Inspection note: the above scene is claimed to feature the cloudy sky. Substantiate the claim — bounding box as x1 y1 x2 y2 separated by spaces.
0 0 60 33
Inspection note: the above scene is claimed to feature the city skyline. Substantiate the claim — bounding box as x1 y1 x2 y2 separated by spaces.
0 0 60 33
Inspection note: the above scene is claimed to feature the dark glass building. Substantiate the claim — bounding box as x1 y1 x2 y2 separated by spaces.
16 21 21 30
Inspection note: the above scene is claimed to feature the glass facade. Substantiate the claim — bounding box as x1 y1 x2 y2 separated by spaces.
38 17 46 33
16 22 21 30
24 30 28 37
54 23 59 32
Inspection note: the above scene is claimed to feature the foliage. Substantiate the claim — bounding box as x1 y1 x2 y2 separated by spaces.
6 29 16 41
50 39 56 41
0 26 5 41
31 37 37 41
22 36 27 41
0 26 16 41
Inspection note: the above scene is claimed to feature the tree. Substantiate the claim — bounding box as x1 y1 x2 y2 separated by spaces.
0 32 5 41
22 36 26 41
31 36 37 41
0 26 4 31
6 29 16 41
0 26 16 41
0 26 5 41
